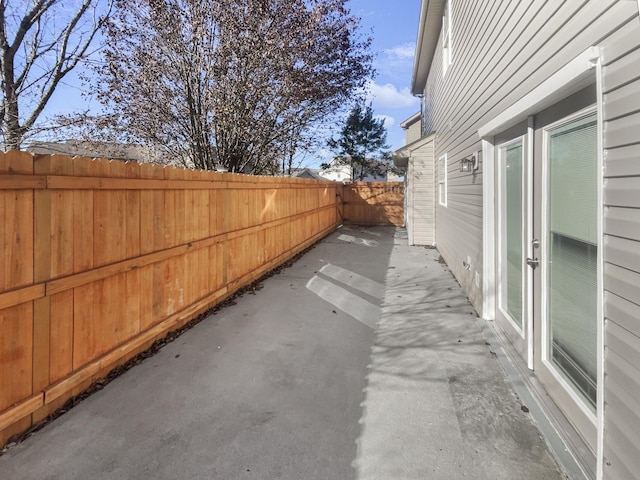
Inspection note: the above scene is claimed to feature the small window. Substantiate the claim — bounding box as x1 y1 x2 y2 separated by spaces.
442 0 452 76
438 153 448 206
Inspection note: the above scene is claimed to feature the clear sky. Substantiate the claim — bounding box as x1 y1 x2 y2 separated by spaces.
40 0 423 164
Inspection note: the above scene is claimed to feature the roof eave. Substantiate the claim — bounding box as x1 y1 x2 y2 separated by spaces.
411 0 446 95
392 154 409 169
400 112 422 129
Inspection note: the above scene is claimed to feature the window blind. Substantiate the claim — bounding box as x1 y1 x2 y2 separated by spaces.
547 112 598 407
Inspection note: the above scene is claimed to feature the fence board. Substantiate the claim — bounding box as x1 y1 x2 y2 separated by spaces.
70 283 93 372
0 302 33 408
125 164 141 259
32 297 51 394
74 190 94 272
49 290 74 384
0 285 43 310
34 189 51 284
139 265 155 332
52 190 75 278
0 150 33 174
1 190 33 291
342 182 404 226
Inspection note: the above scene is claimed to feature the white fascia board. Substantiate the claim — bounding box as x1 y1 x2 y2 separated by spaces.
393 132 436 158
478 47 600 138
400 112 422 129
394 132 436 168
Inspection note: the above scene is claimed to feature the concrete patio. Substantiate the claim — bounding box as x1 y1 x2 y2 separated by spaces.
0 226 564 479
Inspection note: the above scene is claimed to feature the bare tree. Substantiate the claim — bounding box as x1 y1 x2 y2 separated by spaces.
88 0 373 173
0 0 111 150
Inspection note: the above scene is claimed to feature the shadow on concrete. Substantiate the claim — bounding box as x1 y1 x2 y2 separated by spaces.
0 225 396 480
0 226 564 480
354 230 565 480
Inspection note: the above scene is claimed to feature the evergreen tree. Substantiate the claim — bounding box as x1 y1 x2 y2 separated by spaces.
326 103 392 181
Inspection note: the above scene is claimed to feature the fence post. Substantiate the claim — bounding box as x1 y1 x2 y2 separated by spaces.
32 155 54 421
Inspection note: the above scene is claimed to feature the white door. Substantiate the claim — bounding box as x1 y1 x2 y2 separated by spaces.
533 103 599 452
494 87 600 453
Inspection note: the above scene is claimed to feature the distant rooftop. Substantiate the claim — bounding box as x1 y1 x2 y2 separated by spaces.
26 140 164 163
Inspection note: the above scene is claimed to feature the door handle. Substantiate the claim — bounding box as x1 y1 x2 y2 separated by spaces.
527 238 540 269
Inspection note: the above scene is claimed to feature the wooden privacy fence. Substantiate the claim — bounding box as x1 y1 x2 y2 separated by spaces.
0 151 343 444
342 182 404 226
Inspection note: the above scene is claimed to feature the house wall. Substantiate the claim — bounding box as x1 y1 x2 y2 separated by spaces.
599 11 640 480
405 121 422 145
419 1 640 478
318 161 388 183
423 75 437 136
405 172 413 238
408 138 435 245
426 0 639 311
318 163 351 182
395 134 436 245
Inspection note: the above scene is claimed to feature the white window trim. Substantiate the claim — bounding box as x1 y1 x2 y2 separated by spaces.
438 153 448 207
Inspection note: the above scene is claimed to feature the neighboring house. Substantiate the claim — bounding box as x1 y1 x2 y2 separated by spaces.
27 140 165 163
396 1 640 479
289 167 323 180
385 170 404 182
318 159 352 182
318 157 392 182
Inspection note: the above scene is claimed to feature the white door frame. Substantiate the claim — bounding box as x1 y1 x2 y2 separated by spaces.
479 46 604 479
481 46 601 320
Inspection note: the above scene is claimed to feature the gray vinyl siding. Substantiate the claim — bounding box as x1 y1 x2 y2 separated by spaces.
426 0 638 314
599 8 640 479
422 76 436 135
409 140 435 245
405 173 413 239
398 135 436 246
406 122 422 145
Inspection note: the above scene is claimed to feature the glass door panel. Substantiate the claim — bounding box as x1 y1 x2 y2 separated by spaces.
546 112 598 409
498 140 524 331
